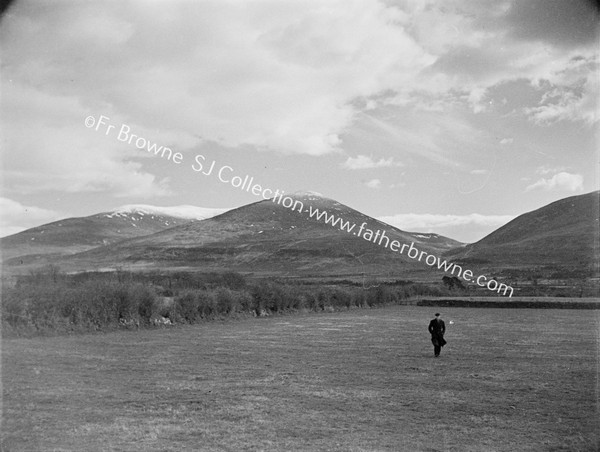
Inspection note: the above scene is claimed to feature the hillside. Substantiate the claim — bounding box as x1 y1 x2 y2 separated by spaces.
0 205 226 265
444 191 600 275
30 193 462 278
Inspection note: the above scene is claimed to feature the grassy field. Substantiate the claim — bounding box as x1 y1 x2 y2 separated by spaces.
2 305 598 451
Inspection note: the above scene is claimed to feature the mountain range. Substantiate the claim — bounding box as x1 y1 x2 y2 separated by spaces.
0 205 225 265
1 191 598 284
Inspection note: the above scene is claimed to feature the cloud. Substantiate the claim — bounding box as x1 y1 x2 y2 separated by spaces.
525 171 584 192
500 138 513 145
378 213 516 231
7 0 593 169
2 82 175 197
535 165 566 175
0 198 60 237
470 169 490 175
2 0 435 157
524 55 599 125
364 179 382 189
342 154 403 170
356 110 482 168
378 210 519 243
2 0 597 210
402 1 599 121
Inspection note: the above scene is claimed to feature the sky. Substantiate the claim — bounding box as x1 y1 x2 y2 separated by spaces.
1 0 598 243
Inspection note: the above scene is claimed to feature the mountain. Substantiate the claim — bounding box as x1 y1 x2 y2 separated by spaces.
4 192 597 284
444 190 600 275
0 205 227 265
10 193 462 278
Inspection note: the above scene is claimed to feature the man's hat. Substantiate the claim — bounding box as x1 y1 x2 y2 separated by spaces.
435 313 440 316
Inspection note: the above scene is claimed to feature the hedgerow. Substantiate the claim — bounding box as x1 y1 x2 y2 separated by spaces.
2 268 448 336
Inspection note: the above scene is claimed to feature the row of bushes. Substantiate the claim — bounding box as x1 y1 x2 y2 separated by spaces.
2 281 157 334
1 275 449 336
172 281 437 322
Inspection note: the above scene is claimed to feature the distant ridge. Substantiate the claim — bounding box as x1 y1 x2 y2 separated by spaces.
3 192 597 285
0 205 228 264
3 192 462 277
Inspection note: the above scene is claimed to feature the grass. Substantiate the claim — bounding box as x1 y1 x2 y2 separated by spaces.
2 305 598 451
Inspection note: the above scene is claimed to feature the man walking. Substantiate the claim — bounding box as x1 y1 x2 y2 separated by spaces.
428 313 447 357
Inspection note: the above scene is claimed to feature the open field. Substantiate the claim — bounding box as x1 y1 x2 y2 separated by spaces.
2 305 598 451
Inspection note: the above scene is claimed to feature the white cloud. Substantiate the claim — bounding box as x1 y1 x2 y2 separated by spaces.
526 89 597 125
467 87 488 113
470 169 490 175
342 154 403 170
13 0 594 169
2 0 597 213
357 111 481 168
398 2 599 124
2 0 435 157
525 56 599 126
364 179 382 189
525 171 584 192
535 165 566 175
378 213 516 231
2 82 175 197
0 198 60 237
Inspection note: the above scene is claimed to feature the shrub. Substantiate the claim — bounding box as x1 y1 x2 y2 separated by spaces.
236 290 253 312
197 291 217 318
281 285 305 311
135 285 157 322
331 287 353 308
250 281 283 314
174 292 201 323
316 288 329 311
2 287 33 328
216 288 239 315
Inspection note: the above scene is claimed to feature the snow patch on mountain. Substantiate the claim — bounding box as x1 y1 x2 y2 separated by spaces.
293 190 324 197
108 204 229 220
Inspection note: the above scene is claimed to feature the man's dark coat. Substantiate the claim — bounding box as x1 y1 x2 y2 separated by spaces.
428 318 447 347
